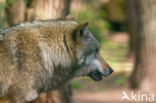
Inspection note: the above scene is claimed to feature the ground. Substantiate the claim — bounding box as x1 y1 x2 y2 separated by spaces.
73 73 131 103
74 88 130 103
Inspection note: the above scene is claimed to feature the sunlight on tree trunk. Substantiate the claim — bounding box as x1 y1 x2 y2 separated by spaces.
129 0 156 92
26 0 71 21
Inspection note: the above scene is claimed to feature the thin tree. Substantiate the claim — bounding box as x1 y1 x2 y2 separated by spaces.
126 0 139 56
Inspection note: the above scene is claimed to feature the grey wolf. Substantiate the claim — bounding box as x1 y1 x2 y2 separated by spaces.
0 20 113 103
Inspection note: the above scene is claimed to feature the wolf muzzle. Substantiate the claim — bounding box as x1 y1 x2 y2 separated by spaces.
88 68 114 81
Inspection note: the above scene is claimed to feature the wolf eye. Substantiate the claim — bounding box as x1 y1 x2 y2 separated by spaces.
95 48 99 53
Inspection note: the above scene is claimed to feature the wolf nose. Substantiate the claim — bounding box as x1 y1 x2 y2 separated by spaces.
103 68 114 77
109 68 114 74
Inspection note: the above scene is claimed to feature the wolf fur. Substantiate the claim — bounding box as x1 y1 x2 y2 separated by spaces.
0 20 113 103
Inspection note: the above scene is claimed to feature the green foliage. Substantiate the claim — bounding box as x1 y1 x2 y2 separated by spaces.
71 82 82 90
119 0 126 4
101 40 128 65
5 0 19 5
95 87 107 92
99 8 107 19
115 75 127 86
71 2 110 43
0 2 5 28
0 3 3 13
5 0 29 6
24 0 29 5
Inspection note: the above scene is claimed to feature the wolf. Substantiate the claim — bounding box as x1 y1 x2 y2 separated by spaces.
0 20 113 103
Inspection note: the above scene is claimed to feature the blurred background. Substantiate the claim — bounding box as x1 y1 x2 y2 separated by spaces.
0 0 156 103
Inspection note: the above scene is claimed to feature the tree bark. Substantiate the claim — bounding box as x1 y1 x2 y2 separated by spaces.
5 0 25 26
126 0 139 55
129 0 156 91
26 0 71 21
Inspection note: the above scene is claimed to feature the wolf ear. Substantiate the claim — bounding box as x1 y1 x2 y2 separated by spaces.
77 22 89 37
72 22 89 41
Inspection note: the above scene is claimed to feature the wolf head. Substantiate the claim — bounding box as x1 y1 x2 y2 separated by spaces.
73 22 113 81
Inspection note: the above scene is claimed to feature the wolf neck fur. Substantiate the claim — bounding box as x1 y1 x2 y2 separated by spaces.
38 33 78 90
38 29 78 76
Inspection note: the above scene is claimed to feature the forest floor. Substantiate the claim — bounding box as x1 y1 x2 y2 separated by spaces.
73 73 131 103
72 32 155 103
73 74 156 103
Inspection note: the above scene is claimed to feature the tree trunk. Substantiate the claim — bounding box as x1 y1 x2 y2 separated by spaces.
5 0 25 26
126 0 139 56
129 0 156 91
26 0 71 21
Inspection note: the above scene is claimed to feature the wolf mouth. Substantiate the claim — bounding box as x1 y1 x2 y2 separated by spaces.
88 70 103 81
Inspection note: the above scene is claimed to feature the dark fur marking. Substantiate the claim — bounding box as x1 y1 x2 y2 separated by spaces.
63 34 70 55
